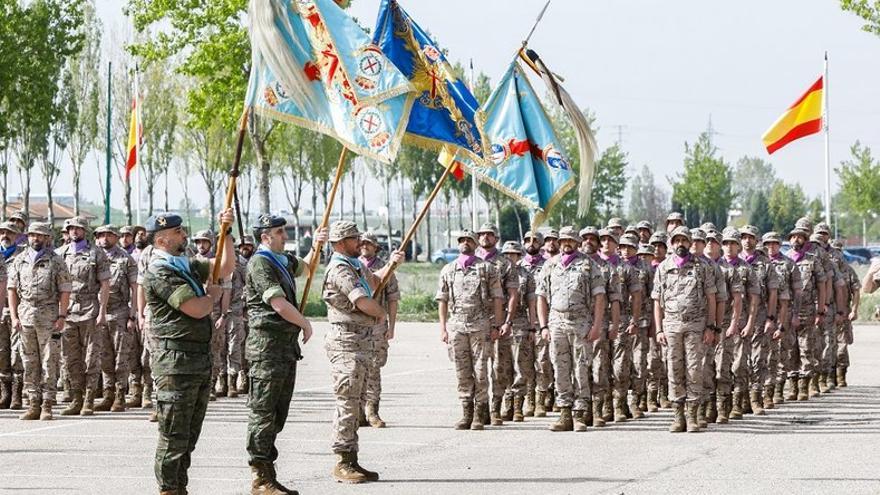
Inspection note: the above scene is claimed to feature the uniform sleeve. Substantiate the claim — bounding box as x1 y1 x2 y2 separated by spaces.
502 261 518 291
488 264 504 300
136 250 149 285
848 266 861 292
536 264 550 299
0 257 7 285
150 267 199 311
293 256 307 278
703 264 717 296
435 266 450 302
127 256 138 285
714 265 728 302
775 265 791 301
7 260 18 290
55 258 72 293
651 267 663 301
525 272 537 302
95 248 111 282
813 259 827 283
746 267 761 295
249 257 287 305
728 266 744 295
590 262 606 297
333 265 370 305
627 266 642 294
385 273 401 302
606 270 622 302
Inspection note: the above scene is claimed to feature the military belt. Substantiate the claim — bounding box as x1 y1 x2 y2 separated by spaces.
158 339 210 354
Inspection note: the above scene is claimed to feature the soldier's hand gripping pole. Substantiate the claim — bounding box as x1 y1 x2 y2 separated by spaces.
212 107 250 284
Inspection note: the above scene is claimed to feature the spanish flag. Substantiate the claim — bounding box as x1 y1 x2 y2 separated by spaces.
437 146 466 182
762 77 823 155
125 98 140 180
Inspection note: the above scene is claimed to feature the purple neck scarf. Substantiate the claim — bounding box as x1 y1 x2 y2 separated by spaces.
600 252 620 266
787 248 806 263
560 252 579 268
477 247 497 261
457 254 477 271
625 255 640 266
770 252 784 261
743 251 758 264
524 253 543 266
73 239 89 254
29 247 48 264
124 244 135 255
724 255 741 266
673 254 691 268
359 255 380 270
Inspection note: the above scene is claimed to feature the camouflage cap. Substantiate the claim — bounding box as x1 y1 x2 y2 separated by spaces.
636 220 653 232
145 213 183 233
0 221 21 235
456 230 477 243
721 227 741 245
619 233 639 248
119 225 134 235
795 217 813 232
522 230 543 243
700 222 718 233
501 240 523 254
8 209 28 223
809 232 823 243
690 228 707 242
788 228 810 240
666 211 684 223
762 231 782 244
26 222 52 237
706 231 723 245
669 225 691 243
624 224 639 235
598 228 619 244
192 229 215 243
543 229 559 240
637 243 655 256
579 226 599 240
649 232 668 245
739 225 760 238
815 222 831 235
606 217 624 229
559 226 580 242
360 231 379 246
237 235 256 247
94 224 120 236
831 239 844 249
328 220 361 242
476 222 498 235
65 216 90 230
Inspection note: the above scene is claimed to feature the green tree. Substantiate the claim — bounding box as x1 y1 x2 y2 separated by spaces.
0 1 25 217
627 164 669 227
141 60 180 216
592 143 628 222
836 141 880 237
733 156 775 216
748 191 773 233
767 180 807 233
671 131 734 227
841 0 880 36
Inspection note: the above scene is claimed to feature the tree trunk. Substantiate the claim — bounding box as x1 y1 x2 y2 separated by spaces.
46 172 54 227
207 181 217 232
338 174 344 221
411 193 418 262
164 169 169 212
147 168 155 216
310 178 318 230
384 174 392 253
445 192 451 247
426 200 432 260
457 190 463 230
22 167 31 222
398 175 405 238
1 149 7 221
360 176 367 227
72 164 81 215
350 166 356 223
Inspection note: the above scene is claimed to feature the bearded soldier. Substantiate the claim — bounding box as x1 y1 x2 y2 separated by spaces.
0 221 23 410
521 231 549 417
786 228 827 401
832 240 859 387
502 241 537 422
764 231 801 405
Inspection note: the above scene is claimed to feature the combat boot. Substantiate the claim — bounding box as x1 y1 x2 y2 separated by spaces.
837 366 848 387
9 376 22 410
227 374 239 398
250 461 299 495
716 396 729 424
209 390 217 401
39 399 53 421
742 392 753 414
613 391 628 423
455 400 473 430
697 402 708 429
647 389 659 412
629 394 645 419
215 374 227 397
818 373 830 393
480 402 490 426
365 401 386 428
19 396 40 420
534 391 547 417
707 395 718 423
798 377 809 401
828 368 838 389
0 381 10 409
524 389 535 417
471 403 486 430
331 452 368 484
490 398 503 426
501 395 514 421
61 381 71 403
545 387 555 410
592 396 606 428
774 383 785 405
763 386 775 410
143 382 154 408
149 409 158 422
749 390 765 416
126 383 143 408
602 391 613 422
237 370 249 394
669 402 685 433
351 453 379 482
111 385 126 412
512 396 524 422
61 390 83 416
549 406 573 432
686 402 700 432
659 383 672 409
809 375 820 398
639 392 648 412
95 387 114 412
573 409 588 432
358 406 369 427
730 390 744 420
583 403 594 427
786 377 799 401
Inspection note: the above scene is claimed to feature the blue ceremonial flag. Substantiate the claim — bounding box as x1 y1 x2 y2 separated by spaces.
372 0 484 162
246 0 416 164
444 60 574 226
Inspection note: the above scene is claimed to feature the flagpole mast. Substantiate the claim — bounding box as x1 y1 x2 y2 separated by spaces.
104 61 112 225
134 64 142 225
469 58 478 231
823 51 831 225
211 107 250 284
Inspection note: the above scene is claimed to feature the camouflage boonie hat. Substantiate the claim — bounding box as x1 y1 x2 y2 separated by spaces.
706 231 722 244
721 227 741 245
669 226 691 243
619 233 639 248
624 224 639 235
65 216 90 230
360 231 379 246
543 229 559 240
762 231 782 244
666 212 684 223
119 225 134 236
598 228 619 244
648 232 668 245
476 223 498 235
606 217 624 229
456 230 477 243
690 228 707 242
739 225 759 238
501 241 523 254
795 217 813 232
0 221 21 235
700 222 718 233
637 243 655 256
788 228 810 240
831 239 844 249
809 232 823 243
8 210 28 224
26 222 52 237
636 220 653 232
61 218 72 231
558 226 580 242
193 229 215 243
94 224 120 236
237 235 256 246
328 221 361 242
579 226 599 240
522 230 543 243
815 222 831 235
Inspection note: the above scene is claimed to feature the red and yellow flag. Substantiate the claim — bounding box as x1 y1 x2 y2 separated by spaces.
125 98 140 180
762 77 823 155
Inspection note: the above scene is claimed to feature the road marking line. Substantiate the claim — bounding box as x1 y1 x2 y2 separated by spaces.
0 421 80 438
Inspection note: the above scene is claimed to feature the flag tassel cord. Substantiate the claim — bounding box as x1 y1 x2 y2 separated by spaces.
211 106 251 284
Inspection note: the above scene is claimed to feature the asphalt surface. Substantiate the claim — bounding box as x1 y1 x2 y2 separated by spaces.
1 322 879 495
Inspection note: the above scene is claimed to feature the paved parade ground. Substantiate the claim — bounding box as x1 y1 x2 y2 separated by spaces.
1 322 879 495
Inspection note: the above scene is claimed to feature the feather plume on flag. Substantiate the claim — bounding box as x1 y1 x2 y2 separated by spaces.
523 48 597 217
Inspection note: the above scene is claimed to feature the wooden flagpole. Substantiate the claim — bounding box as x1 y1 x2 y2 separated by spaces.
211 107 250 284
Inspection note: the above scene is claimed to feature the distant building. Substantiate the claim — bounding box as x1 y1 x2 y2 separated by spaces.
5 200 98 228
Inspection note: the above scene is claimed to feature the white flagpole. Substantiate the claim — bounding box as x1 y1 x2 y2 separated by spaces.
823 52 831 225
135 64 142 225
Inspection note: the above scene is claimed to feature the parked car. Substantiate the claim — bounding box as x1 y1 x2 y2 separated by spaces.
845 247 873 264
842 249 869 265
374 233 422 261
431 248 459 265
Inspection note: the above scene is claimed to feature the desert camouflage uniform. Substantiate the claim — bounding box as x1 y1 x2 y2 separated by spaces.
98 245 138 389
714 258 745 398
479 249 518 410
741 251 779 393
226 254 248 384
835 263 860 370
360 256 400 405
510 259 537 399
788 250 826 378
